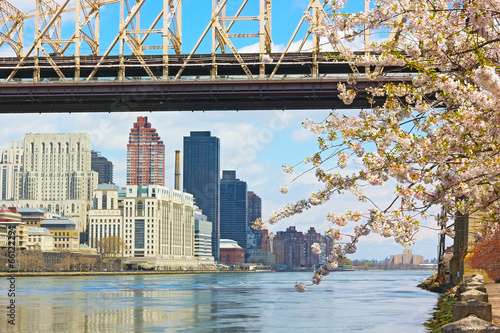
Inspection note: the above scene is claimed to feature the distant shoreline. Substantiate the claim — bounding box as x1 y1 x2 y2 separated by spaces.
0 270 273 277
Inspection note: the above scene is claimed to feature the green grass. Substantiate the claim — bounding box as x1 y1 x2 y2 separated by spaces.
424 294 459 333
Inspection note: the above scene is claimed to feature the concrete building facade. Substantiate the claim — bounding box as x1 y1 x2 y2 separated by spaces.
88 188 123 252
194 207 215 264
41 219 80 251
0 207 26 250
0 141 23 201
246 249 275 266
389 249 424 266
26 227 54 251
121 185 197 268
0 134 98 235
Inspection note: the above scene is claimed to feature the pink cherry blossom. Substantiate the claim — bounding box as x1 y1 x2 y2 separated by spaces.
311 243 322 254
256 0 500 292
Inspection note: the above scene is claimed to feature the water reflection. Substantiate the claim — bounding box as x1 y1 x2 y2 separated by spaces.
0 271 438 333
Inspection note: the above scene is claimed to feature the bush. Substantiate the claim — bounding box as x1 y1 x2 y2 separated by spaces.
469 231 500 282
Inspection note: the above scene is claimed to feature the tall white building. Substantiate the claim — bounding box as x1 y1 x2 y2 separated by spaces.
0 134 98 234
122 185 197 268
0 141 23 201
16 133 97 202
88 188 123 251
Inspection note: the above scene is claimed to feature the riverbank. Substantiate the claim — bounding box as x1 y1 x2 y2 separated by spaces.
418 272 459 332
0 269 273 277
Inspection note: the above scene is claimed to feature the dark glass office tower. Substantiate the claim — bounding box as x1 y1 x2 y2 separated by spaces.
91 150 114 184
183 131 220 261
220 170 248 250
247 191 262 251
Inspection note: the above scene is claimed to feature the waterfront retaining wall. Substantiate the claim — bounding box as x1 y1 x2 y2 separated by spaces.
442 274 500 332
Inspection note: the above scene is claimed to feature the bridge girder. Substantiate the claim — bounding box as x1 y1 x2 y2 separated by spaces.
0 0 376 83
0 1 24 57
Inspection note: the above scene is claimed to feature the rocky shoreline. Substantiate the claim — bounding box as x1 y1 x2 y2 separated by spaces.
418 273 459 332
419 272 500 332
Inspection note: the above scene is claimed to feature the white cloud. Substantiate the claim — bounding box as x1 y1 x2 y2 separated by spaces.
239 42 285 54
7 1 36 13
0 49 17 57
290 127 316 143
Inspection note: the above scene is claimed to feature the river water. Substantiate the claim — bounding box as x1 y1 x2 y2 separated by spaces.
1 270 438 332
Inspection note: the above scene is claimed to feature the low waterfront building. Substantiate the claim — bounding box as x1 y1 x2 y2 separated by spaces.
220 239 245 265
17 207 53 227
389 249 424 266
0 207 27 250
26 227 54 251
2 199 92 239
246 249 275 266
41 219 80 251
78 244 98 255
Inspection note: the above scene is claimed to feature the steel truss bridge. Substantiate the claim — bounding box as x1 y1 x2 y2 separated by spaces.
0 0 408 113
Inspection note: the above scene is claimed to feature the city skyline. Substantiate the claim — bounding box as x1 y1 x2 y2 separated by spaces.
0 1 443 261
0 112 441 261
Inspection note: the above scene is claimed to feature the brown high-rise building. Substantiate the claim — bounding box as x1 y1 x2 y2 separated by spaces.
127 116 165 186
261 228 271 252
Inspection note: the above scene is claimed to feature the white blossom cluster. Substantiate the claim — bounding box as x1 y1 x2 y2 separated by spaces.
256 0 500 291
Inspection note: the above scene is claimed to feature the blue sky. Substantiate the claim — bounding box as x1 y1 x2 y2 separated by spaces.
0 0 445 261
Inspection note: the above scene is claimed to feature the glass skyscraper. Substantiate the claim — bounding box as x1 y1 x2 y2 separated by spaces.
247 191 262 251
183 131 220 261
220 170 248 251
91 150 113 184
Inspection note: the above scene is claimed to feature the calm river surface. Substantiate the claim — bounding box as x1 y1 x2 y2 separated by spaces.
1 270 438 332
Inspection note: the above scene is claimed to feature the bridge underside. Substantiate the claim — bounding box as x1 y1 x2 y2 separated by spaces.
0 79 397 113
0 53 412 112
